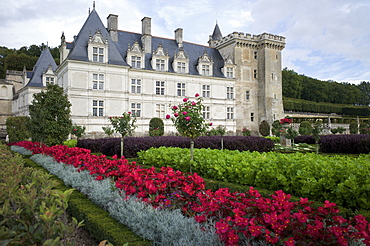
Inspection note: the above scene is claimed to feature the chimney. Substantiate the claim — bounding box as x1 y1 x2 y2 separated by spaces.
175 28 183 48
107 14 118 42
141 17 152 53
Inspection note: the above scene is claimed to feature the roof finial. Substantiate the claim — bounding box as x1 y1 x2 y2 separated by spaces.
93 1 95 9
88 8 90 14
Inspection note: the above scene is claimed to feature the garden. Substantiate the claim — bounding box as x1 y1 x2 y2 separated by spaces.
3 88 370 245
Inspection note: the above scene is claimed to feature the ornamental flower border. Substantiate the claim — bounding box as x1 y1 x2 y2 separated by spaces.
11 141 370 246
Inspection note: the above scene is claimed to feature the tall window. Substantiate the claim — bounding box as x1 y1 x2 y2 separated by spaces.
202 85 210 98
131 103 141 117
253 69 257 79
93 74 104 90
177 83 185 97
227 86 234 99
202 64 210 76
177 62 186 73
93 100 104 116
254 51 258 59
46 76 54 85
156 59 165 71
131 56 141 68
245 90 250 100
203 106 210 120
131 79 141 94
251 112 254 122
155 81 165 95
156 104 165 118
227 107 234 120
93 47 104 62
226 67 234 78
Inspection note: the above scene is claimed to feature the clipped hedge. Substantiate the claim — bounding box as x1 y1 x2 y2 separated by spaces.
294 134 370 154
319 134 370 154
283 97 370 116
77 136 274 158
138 147 370 211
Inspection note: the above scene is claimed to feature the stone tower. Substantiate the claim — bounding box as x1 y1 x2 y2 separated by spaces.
209 26 286 133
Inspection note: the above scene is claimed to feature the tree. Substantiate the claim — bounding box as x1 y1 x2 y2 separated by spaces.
282 68 302 99
29 84 72 146
167 93 209 171
312 121 323 154
108 112 137 157
357 81 370 106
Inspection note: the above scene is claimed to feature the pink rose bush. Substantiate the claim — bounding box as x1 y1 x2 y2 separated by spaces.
11 140 370 246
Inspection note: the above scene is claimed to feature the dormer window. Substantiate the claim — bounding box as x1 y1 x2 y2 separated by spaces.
131 56 142 68
197 51 213 76
152 44 169 71
177 62 186 73
173 47 189 74
43 65 56 86
93 47 104 62
127 42 145 69
222 56 236 79
46 76 54 85
88 30 108 63
156 59 165 70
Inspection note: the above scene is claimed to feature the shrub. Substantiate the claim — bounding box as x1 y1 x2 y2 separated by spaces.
149 118 164 137
63 139 77 147
258 120 270 136
294 135 315 144
359 122 370 134
319 134 370 154
71 124 86 139
349 122 358 134
299 121 312 135
77 136 275 158
6 116 31 142
271 120 282 137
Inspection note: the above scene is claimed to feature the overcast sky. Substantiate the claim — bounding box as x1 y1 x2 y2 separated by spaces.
1 0 369 84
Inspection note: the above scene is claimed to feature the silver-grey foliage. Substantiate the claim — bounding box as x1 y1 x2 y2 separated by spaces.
10 145 32 155
29 154 222 246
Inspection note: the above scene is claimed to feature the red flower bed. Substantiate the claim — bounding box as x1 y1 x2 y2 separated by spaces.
13 141 370 246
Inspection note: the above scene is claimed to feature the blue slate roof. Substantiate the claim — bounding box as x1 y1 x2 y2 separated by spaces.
27 48 57 87
67 9 226 78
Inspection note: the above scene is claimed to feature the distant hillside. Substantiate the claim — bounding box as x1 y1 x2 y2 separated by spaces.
282 68 370 107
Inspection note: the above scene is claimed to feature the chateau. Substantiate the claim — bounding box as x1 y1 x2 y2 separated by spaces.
6 7 286 136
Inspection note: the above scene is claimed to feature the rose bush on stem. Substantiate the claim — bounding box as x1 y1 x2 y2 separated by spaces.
108 112 137 157
166 93 210 172
12 141 370 246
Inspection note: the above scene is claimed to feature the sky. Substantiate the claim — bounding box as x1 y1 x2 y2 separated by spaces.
1 0 369 84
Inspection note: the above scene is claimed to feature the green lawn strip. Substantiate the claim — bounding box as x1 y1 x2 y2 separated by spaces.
22 157 151 246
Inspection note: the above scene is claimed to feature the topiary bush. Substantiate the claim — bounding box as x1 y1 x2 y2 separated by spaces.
349 122 358 134
259 120 270 136
299 121 312 135
149 118 164 137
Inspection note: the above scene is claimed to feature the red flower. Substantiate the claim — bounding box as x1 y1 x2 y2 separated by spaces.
172 106 178 110
195 93 200 97
128 111 132 114
166 114 171 119
174 113 179 117
182 111 188 115
183 98 189 102
209 123 213 126
185 116 191 121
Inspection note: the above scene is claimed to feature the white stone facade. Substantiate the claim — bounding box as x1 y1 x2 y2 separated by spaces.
10 7 286 137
